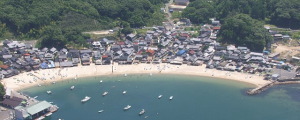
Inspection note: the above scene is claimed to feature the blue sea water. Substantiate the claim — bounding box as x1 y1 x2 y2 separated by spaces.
21 74 300 120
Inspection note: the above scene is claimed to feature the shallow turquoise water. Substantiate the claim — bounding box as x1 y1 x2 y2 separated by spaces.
21 74 300 120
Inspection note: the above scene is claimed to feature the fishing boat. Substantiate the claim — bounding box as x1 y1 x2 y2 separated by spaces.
98 110 104 113
169 96 173 100
70 86 75 90
139 109 145 115
158 95 163 99
122 91 127 94
47 91 52 94
102 92 108 96
123 105 131 110
81 96 91 102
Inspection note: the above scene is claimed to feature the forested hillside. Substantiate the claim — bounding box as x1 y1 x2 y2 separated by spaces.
183 0 300 29
183 0 300 52
0 0 167 48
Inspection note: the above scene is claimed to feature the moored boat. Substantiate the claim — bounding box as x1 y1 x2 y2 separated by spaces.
81 96 91 102
123 91 127 94
47 91 52 94
70 86 75 90
169 96 173 100
124 105 131 110
98 110 104 113
102 92 108 96
158 95 163 99
139 109 145 115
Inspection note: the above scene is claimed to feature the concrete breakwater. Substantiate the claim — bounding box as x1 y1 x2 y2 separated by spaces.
247 81 276 95
247 80 300 95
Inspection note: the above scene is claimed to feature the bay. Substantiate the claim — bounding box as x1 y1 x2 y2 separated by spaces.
21 74 300 120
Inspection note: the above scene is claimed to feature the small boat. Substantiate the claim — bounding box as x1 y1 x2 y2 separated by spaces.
102 92 108 96
45 113 52 117
100 80 103 83
98 110 104 113
81 96 91 102
169 96 173 100
34 96 38 99
47 91 52 94
52 81 56 84
70 86 75 90
158 95 163 99
139 109 145 115
38 84 41 87
123 91 127 94
124 105 131 110
124 74 127 77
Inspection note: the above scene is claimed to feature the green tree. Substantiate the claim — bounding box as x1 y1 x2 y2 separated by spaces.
182 0 215 24
121 27 133 35
39 23 66 49
218 14 273 52
0 82 5 101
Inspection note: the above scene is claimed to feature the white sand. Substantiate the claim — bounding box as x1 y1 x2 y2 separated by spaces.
1 63 271 91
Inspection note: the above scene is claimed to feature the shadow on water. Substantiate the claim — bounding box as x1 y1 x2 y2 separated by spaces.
271 84 300 101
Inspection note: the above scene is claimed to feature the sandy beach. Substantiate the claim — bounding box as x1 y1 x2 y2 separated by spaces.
1 63 271 91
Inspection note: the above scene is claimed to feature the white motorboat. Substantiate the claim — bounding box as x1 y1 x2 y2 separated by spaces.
34 96 38 99
124 74 127 77
139 109 145 115
100 80 103 83
123 91 127 94
123 105 131 110
81 96 91 102
158 95 163 99
102 92 108 96
98 110 104 113
70 86 75 90
169 96 173 100
47 91 52 94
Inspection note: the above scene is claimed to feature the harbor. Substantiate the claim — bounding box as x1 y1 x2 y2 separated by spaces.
1 90 59 120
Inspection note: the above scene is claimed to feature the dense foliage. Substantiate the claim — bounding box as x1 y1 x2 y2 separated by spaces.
218 14 273 52
183 0 300 29
0 82 4 101
0 0 167 48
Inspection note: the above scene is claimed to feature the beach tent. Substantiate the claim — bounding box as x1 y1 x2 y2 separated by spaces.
48 60 55 68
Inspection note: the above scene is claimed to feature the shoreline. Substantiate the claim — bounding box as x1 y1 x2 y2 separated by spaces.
1 63 271 91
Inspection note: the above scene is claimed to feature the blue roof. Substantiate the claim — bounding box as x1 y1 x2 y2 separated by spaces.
177 50 186 55
40 63 48 69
